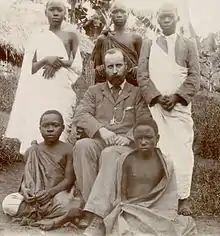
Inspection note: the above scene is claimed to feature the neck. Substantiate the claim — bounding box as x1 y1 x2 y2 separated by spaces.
137 148 155 159
163 29 176 36
49 24 62 32
114 25 125 33
44 139 59 147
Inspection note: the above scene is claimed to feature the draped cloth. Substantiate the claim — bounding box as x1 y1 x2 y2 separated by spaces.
3 144 81 230
5 29 82 154
91 32 139 85
148 39 194 199
104 149 197 236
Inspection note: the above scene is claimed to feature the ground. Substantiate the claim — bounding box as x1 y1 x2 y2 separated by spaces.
0 162 219 235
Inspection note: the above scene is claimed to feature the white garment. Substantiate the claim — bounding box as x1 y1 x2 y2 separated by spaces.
149 38 194 199
5 29 82 154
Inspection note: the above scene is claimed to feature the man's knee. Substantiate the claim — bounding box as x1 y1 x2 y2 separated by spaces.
100 146 131 166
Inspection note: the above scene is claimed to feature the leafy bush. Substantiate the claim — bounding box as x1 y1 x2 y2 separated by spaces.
0 66 19 113
192 92 220 160
191 157 220 216
0 137 21 169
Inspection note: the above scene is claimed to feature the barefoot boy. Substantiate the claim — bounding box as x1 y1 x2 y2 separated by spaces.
81 119 197 236
2 110 82 231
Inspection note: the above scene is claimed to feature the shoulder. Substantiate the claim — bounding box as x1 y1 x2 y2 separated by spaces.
127 82 142 95
86 83 105 93
132 33 142 42
177 35 196 49
65 30 79 41
59 142 73 156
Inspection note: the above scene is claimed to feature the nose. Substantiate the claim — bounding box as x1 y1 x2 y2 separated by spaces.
113 65 118 74
53 10 59 16
164 17 170 23
140 138 148 145
47 125 54 132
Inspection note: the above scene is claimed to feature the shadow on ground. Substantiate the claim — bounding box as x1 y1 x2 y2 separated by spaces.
0 162 220 236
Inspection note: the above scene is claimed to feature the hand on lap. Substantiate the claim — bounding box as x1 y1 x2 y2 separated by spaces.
114 135 131 146
36 190 53 205
99 127 116 145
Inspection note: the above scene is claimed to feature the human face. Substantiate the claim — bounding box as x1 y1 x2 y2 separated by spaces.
40 114 64 144
134 125 159 153
104 51 126 86
45 0 65 26
111 7 127 27
157 8 178 35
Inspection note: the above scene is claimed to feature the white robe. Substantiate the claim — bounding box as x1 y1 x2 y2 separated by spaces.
5 29 82 154
149 38 194 199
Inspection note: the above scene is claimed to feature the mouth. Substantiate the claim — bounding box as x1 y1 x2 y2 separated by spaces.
52 18 61 22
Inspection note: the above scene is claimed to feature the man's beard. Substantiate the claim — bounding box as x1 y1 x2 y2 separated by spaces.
108 75 125 86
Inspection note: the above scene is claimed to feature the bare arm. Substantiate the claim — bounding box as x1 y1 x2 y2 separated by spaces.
32 51 47 74
137 39 161 105
121 160 129 201
175 39 201 105
50 149 75 197
133 34 143 57
61 32 79 68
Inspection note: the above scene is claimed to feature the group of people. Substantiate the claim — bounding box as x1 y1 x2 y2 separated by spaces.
2 0 200 235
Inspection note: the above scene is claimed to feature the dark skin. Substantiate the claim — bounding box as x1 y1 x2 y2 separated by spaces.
155 3 192 215
121 125 164 201
155 4 186 112
22 113 75 206
32 1 79 79
94 6 142 73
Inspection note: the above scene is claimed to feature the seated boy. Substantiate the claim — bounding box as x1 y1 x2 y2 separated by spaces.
2 110 82 231
81 118 197 236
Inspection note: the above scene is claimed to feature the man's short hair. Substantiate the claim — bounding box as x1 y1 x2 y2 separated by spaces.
40 110 64 126
104 48 125 61
133 117 159 135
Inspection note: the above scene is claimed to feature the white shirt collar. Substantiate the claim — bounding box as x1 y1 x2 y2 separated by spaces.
108 80 126 91
164 33 177 42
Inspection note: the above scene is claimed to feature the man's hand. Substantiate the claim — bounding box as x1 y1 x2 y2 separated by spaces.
45 56 64 69
99 127 116 145
42 65 57 79
36 190 53 205
114 135 131 146
163 94 180 111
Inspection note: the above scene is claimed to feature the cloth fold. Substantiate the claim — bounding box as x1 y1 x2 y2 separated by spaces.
5 28 82 154
104 149 197 236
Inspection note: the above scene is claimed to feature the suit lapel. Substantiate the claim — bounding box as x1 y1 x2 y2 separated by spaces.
101 82 115 104
116 82 132 105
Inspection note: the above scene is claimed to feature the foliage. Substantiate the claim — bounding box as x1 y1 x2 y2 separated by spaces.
192 92 220 160
191 157 220 216
0 65 19 113
0 137 21 169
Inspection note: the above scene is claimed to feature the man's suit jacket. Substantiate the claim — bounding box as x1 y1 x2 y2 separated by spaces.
137 35 200 106
73 81 151 140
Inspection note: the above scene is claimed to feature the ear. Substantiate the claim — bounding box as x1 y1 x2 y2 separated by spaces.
45 9 47 17
176 15 180 22
156 134 160 144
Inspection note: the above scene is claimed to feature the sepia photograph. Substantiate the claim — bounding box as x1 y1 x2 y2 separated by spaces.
0 0 219 235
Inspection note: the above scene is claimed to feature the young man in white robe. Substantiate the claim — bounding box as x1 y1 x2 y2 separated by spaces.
137 2 200 215
5 0 82 154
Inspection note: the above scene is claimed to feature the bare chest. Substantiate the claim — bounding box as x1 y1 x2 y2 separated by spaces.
114 33 135 51
129 157 163 184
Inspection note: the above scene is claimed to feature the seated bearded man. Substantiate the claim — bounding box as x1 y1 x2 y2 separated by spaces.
2 110 82 231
